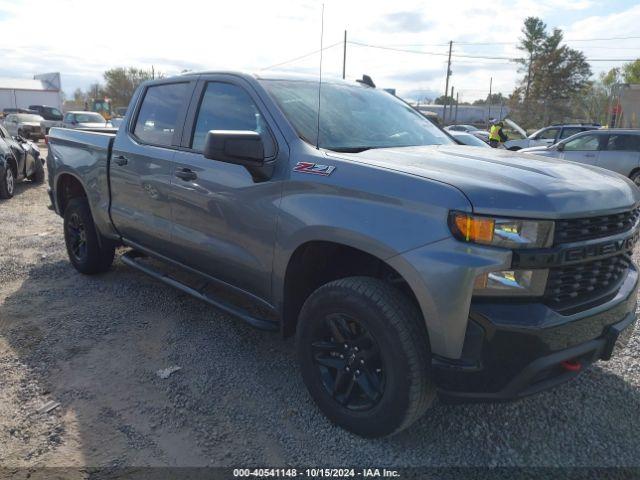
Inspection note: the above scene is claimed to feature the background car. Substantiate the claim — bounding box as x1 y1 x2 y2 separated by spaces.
520 129 640 185
3 113 45 140
29 104 64 134
0 123 43 198
504 122 600 151
449 131 491 147
445 124 481 133
62 111 111 129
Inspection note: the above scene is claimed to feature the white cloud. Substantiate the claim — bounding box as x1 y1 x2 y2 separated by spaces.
0 0 635 101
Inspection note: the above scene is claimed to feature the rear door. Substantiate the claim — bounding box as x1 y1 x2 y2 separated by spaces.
598 133 640 177
109 80 196 256
168 75 284 300
558 132 604 166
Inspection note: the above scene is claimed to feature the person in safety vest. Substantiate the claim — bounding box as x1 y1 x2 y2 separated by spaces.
489 120 508 148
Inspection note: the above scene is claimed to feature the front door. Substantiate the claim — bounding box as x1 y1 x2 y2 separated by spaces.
109 81 194 256
169 78 283 301
559 132 603 167
531 127 560 148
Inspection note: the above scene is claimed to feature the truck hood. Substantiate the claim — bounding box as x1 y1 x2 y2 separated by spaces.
329 145 640 219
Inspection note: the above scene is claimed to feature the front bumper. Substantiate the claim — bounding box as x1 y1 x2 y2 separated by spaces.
435 266 638 402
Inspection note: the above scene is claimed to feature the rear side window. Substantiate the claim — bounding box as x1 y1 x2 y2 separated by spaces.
606 134 640 152
559 127 582 139
133 83 189 147
191 82 273 155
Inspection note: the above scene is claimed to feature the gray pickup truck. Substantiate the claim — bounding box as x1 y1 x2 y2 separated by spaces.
47 72 639 437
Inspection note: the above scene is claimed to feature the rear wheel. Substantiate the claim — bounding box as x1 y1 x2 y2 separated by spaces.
63 198 114 274
630 170 640 187
296 276 435 437
0 166 15 199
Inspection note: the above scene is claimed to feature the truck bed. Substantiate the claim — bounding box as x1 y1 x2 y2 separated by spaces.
46 127 118 238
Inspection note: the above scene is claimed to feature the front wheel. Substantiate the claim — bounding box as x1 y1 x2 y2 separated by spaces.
63 198 115 274
630 170 640 188
296 277 435 437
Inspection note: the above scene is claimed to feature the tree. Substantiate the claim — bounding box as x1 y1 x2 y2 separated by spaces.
515 17 547 104
434 95 454 105
510 18 592 127
472 93 505 106
102 67 158 107
622 59 640 84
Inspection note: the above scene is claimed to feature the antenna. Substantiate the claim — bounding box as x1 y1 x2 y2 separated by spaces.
315 3 324 150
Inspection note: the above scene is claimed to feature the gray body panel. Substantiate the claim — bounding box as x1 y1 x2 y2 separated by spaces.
46 72 640 359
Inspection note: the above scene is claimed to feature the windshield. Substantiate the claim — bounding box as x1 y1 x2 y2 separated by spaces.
75 113 105 123
17 114 44 122
453 133 489 147
261 79 452 151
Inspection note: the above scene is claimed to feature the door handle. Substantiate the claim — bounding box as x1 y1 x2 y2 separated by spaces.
114 155 128 166
585 153 596 158
175 168 197 181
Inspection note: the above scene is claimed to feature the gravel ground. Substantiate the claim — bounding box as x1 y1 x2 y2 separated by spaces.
0 148 639 470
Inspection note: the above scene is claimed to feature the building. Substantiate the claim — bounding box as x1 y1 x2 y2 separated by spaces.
412 104 510 127
0 72 63 113
616 84 640 128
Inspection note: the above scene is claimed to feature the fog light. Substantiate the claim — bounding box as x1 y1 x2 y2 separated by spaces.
473 269 548 297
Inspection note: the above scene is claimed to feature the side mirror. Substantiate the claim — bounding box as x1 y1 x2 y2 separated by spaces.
556 143 565 151
204 130 264 165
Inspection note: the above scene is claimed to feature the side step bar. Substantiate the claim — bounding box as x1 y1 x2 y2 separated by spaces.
120 251 278 331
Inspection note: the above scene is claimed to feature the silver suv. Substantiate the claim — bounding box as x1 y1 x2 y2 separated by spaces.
521 129 640 185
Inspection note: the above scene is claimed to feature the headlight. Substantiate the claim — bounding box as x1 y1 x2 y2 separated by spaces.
473 269 548 297
449 212 554 249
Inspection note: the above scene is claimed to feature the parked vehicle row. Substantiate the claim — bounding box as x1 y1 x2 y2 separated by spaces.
47 71 639 437
503 121 600 151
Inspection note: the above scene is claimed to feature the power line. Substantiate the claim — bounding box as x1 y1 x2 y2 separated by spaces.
348 40 638 62
261 41 342 71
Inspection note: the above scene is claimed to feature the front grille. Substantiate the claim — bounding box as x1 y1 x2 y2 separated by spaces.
554 207 640 244
544 254 631 310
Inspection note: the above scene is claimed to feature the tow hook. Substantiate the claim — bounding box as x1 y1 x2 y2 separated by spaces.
561 359 582 372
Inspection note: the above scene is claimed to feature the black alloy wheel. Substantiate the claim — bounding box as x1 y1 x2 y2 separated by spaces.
311 313 385 411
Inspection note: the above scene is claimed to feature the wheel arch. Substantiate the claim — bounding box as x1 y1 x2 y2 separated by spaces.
55 172 88 216
278 239 424 339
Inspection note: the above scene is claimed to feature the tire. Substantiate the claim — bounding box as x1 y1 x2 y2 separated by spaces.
296 276 435 437
63 197 115 274
630 171 640 188
0 165 15 199
28 157 45 183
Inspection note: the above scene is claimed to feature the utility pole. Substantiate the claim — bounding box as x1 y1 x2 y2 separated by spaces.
449 86 454 126
342 30 347 79
442 40 453 125
454 92 459 124
487 77 493 125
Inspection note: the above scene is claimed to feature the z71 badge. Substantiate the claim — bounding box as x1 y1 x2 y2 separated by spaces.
293 161 336 176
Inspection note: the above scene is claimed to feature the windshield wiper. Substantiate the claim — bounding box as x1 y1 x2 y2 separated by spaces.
326 146 376 153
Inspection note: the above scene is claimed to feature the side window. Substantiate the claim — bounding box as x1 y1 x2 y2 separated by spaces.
191 82 274 156
538 128 559 140
564 134 601 151
606 134 640 152
133 82 189 147
559 127 581 139
63 113 73 123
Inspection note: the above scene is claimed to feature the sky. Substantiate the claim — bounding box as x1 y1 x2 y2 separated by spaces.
0 0 638 103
